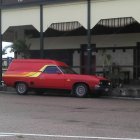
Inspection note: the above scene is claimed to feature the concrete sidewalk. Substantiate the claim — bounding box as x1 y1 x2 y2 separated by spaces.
110 85 140 98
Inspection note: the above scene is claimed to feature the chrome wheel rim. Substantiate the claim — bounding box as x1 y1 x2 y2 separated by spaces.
17 83 27 94
76 85 86 97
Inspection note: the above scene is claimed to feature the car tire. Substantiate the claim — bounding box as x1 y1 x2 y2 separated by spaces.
74 83 88 98
16 82 28 95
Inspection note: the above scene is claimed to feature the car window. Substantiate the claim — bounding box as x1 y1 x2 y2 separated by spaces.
43 66 61 74
59 66 77 74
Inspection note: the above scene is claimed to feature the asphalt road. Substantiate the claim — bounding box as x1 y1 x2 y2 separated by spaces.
0 91 140 140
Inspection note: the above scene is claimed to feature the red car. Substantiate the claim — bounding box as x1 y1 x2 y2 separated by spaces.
3 59 111 97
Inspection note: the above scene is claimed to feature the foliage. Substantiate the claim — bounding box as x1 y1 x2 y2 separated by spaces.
101 50 123 87
101 50 112 74
11 39 31 58
2 49 6 55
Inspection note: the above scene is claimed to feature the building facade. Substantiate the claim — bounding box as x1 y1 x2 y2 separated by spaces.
1 0 140 83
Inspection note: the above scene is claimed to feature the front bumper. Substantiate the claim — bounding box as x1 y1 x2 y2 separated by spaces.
91 81 111 96
94 85 110 93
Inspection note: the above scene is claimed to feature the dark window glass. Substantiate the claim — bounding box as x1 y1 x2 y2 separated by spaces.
43 66 61 74
59 66 77 74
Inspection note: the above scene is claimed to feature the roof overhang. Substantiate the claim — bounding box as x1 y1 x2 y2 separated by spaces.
24 17 140 37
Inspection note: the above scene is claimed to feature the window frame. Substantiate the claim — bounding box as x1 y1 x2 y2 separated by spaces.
43 65 62 74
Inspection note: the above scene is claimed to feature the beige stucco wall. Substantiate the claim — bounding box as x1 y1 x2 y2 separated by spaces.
2 0 140 33
2 6 40 34
91 0 140 27
43 2 87 31
30 33 140 50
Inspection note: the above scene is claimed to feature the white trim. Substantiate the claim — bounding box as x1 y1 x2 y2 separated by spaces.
0 132 139 140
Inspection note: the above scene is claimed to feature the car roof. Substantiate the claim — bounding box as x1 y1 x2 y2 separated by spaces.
7 59 68 71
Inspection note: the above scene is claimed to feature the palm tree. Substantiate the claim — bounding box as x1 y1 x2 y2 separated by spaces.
2 49 6 55
11 38 31 59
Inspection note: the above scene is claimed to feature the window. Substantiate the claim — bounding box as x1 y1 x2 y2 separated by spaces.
59 66 77 74
43 66 61 74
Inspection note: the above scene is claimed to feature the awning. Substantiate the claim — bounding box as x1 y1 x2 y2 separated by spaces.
49 21 82 31
92 17 140 35
24 17 140 37
97 17 136 28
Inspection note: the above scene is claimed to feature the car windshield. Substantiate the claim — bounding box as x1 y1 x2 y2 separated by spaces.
59 66 77 74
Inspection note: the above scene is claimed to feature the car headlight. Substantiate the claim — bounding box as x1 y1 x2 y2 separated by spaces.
108 82 111 86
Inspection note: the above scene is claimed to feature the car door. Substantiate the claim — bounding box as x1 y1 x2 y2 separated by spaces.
38 65 66 89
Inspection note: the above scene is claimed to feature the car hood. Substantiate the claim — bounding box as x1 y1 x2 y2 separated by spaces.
65 74 107 82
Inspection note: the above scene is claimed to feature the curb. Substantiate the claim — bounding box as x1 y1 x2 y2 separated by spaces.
1 87 140 99
111 87 140 98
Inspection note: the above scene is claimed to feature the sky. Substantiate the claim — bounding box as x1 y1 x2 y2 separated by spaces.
2 42 14 58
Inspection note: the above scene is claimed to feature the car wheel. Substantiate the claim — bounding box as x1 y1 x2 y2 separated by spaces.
16 82 28 95
74 83 88 97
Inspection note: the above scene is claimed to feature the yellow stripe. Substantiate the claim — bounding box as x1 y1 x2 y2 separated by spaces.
3 65 55 77
39 65 48 71
4 72 41 77
24 72 35 76
28 72 41 77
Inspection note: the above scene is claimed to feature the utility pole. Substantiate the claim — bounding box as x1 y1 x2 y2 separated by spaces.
87 0 91 74
40 4 44 58
0 0 3 85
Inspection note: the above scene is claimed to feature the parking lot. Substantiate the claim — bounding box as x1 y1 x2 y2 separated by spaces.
0 91 140 140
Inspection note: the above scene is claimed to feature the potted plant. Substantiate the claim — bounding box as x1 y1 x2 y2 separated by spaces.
101 50 123 88
101 50 112 77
